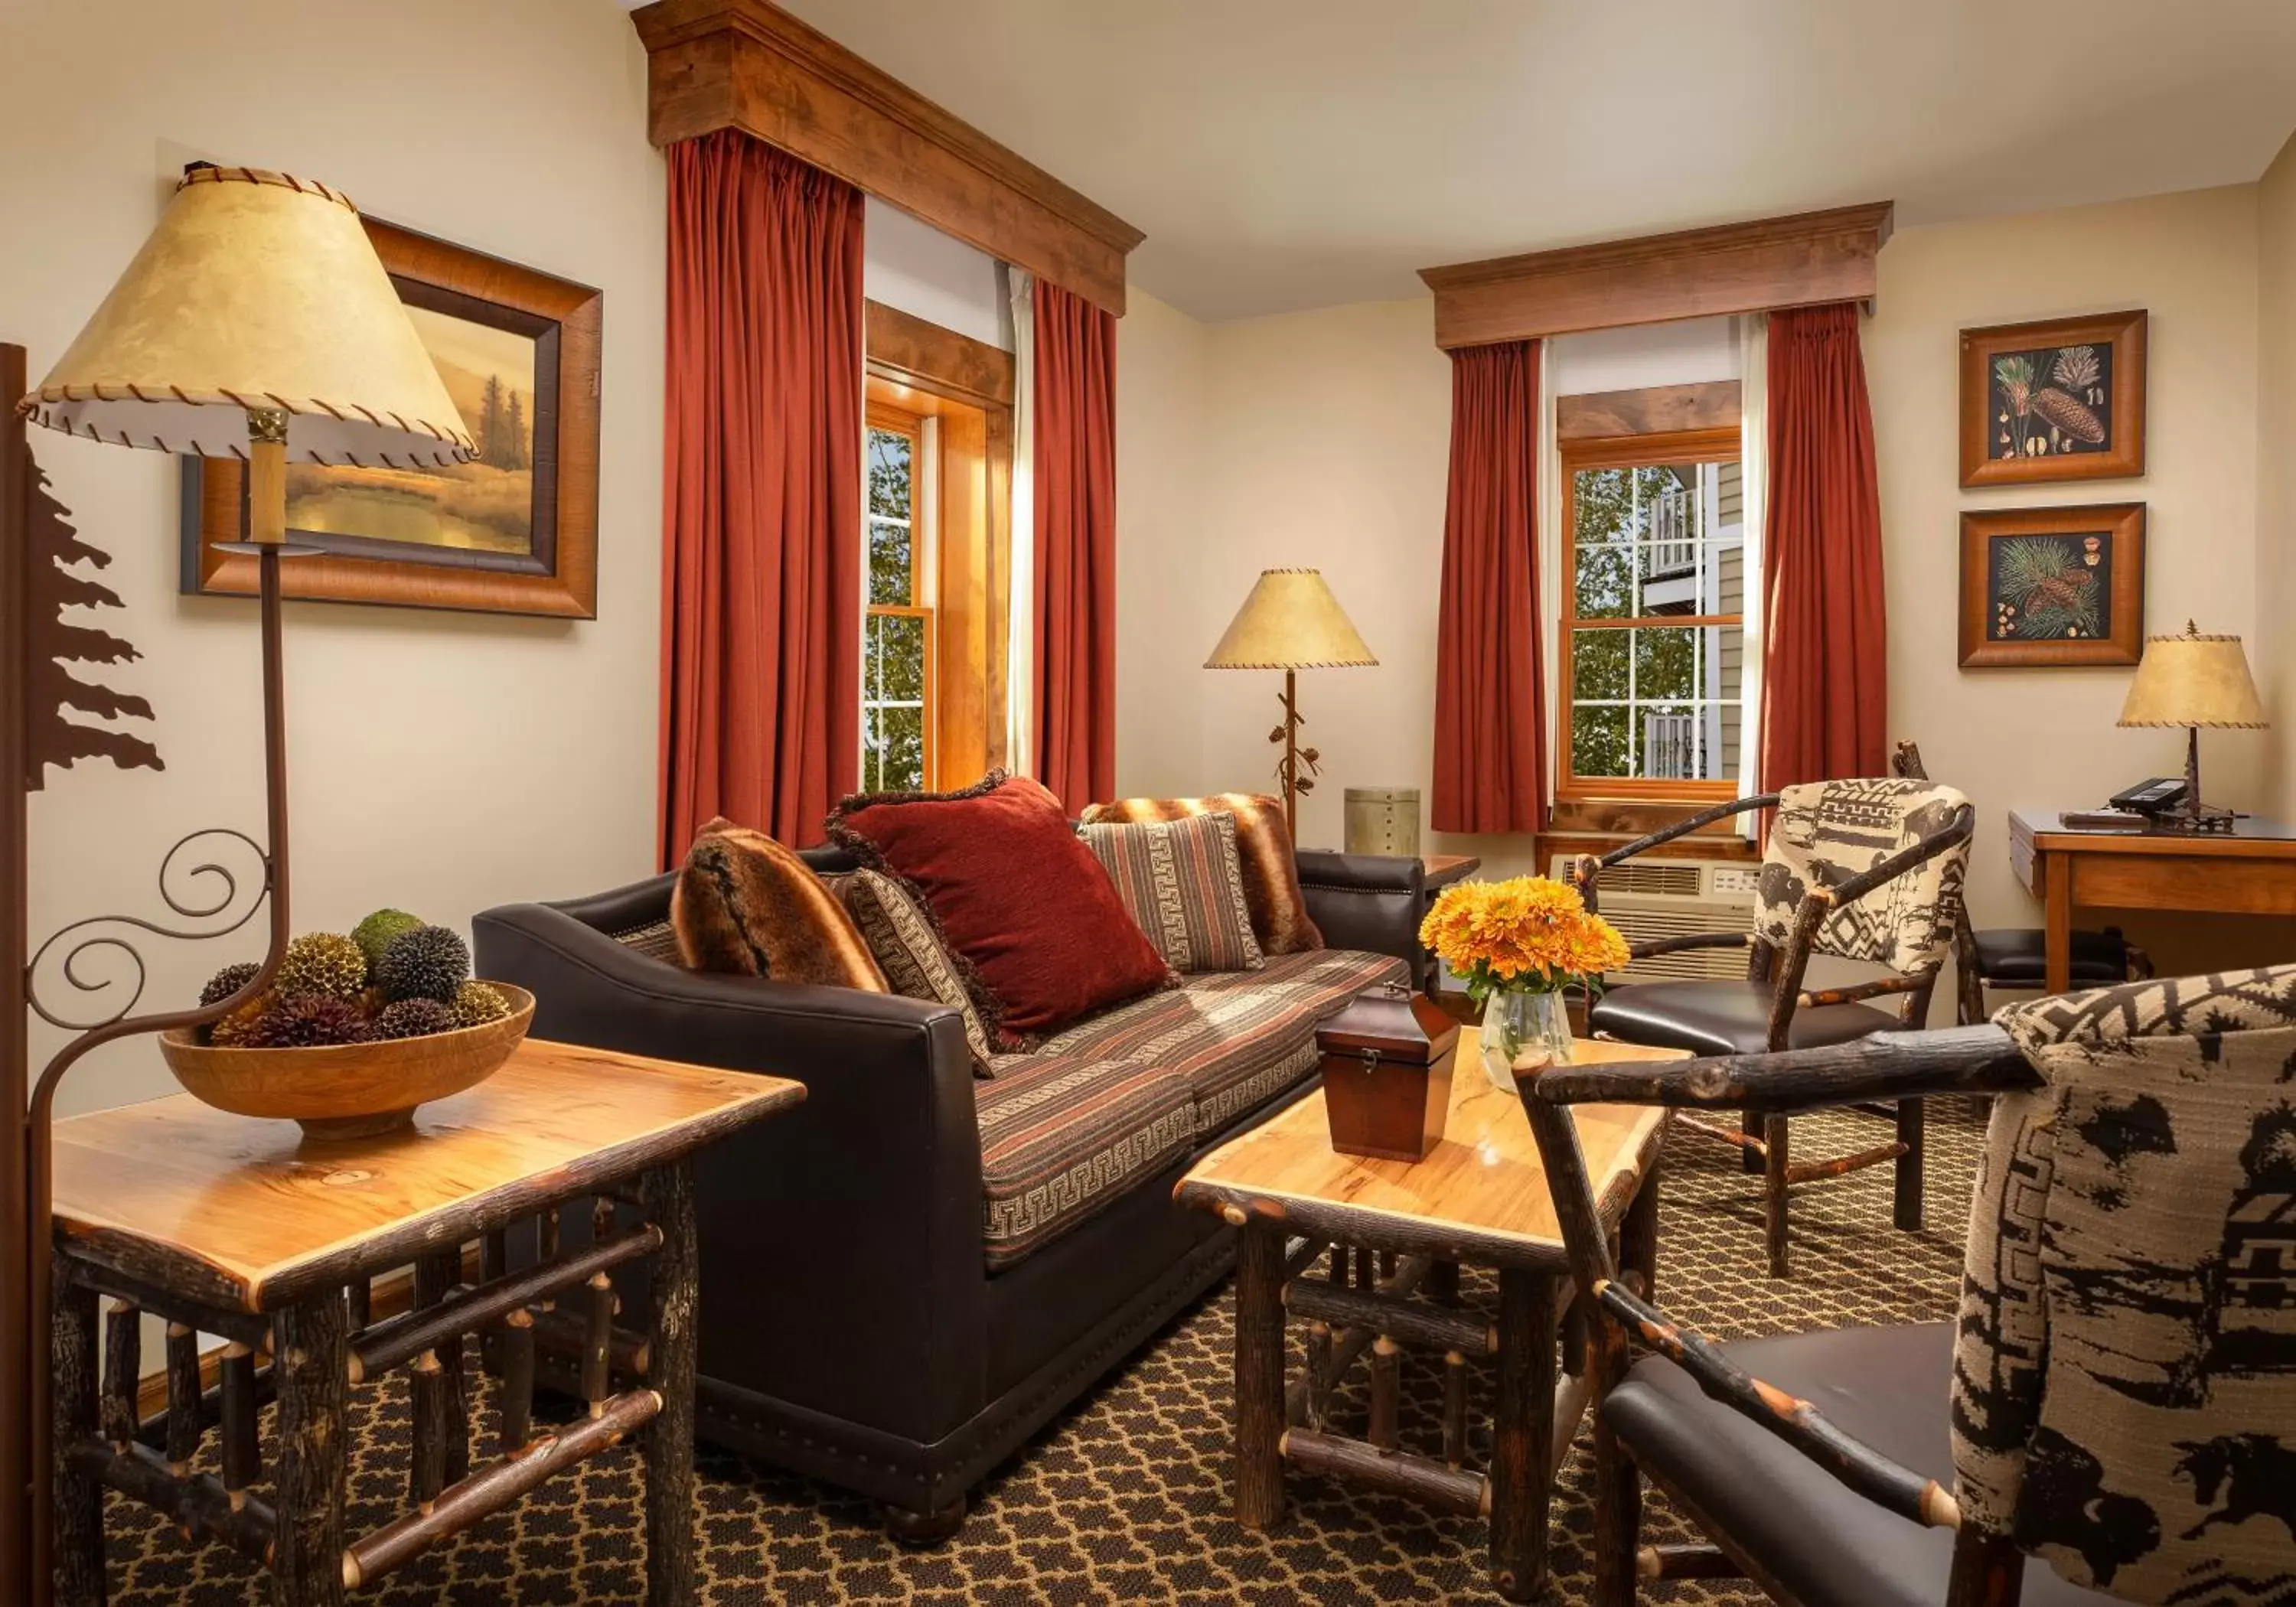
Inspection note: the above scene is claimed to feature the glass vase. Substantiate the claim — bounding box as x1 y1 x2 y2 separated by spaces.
1478 988 1574 1093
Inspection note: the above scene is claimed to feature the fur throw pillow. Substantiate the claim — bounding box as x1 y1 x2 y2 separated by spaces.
670 817 888 991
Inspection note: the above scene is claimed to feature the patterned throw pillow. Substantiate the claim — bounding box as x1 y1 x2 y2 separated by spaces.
1079 813 1264 973
669 818 888 991
843 869 999 1074
1079 794 1323 956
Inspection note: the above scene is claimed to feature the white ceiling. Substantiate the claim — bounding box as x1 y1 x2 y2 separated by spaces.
684 1 2296 322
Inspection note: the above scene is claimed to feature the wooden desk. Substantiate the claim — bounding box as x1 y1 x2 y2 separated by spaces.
47 1042 802 1606
1176 1039 1682 1602
2009 810 2296 993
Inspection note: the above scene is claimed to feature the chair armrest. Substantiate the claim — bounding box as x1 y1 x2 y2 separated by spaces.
1630 932 1755 963
1538 1024 2037 1111
1569 795 1780 904
1296 851 1428 986
472 901 990 1441
1598 1279 1960 1530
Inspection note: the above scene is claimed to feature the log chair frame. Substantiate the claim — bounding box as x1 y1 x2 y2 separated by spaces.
1514 1028 2045 1606
1565 790 1976 1275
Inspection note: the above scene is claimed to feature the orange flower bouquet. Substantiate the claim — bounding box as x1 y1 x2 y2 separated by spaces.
1418 875 1630 1089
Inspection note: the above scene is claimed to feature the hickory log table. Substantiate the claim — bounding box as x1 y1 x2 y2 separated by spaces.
44 1041 803 1606
1176 1038 1684 1602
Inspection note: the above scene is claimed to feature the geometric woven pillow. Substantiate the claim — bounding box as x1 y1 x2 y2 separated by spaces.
1078 792 1323 957
843 869 998 1075
1079 812 1264 973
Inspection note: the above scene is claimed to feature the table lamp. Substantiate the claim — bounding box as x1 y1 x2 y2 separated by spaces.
2115 620 2268 833
6 165 470 1602
1205 568 1377 841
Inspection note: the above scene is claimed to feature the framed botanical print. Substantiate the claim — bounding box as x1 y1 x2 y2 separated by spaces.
182 217 602 618
1958 309 2145 487
1958 504 2144 667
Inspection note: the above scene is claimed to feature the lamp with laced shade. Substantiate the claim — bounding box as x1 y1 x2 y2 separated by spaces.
1205 568 1378 840
8 163 471 1605
2115 621 2268 832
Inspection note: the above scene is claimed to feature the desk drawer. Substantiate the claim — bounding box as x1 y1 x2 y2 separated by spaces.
2070 853 2296 917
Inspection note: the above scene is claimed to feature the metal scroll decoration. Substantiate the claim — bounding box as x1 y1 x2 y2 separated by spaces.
25 829 272 1032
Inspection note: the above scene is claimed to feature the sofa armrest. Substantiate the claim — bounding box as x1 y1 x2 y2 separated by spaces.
1295 850 1428 987
471 901 989 1442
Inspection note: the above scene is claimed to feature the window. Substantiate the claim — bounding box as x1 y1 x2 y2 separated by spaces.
1560 426 1743 799
864 401 934 792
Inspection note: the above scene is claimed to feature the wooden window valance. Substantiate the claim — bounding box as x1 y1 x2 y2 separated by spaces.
634 0 1143 316
1418 202 1893 350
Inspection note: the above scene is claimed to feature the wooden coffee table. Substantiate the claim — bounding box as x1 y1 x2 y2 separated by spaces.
45 1041 802 1606
1176 1039 1684 1602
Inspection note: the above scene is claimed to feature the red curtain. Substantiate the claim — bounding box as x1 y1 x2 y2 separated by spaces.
1032 279 1119 811
1760 302 1889 790
1431 340 1544 835
660 131 865 859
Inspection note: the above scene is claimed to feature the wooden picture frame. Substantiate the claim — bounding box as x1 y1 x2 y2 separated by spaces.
181 219 602 618
1958 309 2145 488
1958 503 2144 668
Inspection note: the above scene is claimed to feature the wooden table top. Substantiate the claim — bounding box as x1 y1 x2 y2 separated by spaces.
1176 1039 1684 1270
2011 808 2296 856
1422 855 1481 883
51 1041 803 1314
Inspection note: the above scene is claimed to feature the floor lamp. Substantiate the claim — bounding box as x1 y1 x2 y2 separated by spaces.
4 166 471 1605
1204 568 1377 843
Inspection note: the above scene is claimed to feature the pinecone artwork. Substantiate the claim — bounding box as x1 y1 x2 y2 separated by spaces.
375 925 471 1005
2030 387 2105 445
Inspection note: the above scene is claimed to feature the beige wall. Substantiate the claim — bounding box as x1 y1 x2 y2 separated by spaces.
5 0 666 1116
1116 183 2294 972
2260 134 2296 817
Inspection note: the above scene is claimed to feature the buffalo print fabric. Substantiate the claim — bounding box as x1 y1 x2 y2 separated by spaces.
1750 777 1970 976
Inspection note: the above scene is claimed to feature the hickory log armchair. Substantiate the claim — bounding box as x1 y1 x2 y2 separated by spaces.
1513 963 2296 1607
1568 777 1975 1275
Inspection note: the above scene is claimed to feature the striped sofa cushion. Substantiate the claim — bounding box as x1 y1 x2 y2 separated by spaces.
976 948 1409 1265
1078 813 1264 973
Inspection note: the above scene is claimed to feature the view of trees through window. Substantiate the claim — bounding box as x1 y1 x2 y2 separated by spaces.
864 411 932 791
1563 434 1743 793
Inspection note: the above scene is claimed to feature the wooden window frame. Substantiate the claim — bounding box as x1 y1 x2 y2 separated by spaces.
864 399 937 792
1558 425 1745 805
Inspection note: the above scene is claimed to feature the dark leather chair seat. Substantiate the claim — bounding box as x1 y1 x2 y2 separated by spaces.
1604 1322 2113 1607
1588 979 1900 1058
1968 927 2128 987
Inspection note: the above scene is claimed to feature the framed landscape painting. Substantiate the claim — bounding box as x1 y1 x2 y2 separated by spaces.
1958 309 2146 487
1958 503 2144 667
181 217 602 618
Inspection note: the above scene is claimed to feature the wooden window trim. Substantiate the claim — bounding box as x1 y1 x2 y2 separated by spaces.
1558 425 1744 806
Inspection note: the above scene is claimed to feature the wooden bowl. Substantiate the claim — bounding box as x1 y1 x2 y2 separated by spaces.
158 983 535 1141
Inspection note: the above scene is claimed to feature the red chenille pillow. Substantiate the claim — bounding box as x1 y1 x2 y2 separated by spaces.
827 772 1172 1043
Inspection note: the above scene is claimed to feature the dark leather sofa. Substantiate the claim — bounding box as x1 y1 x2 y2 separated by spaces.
473 846 1429 1540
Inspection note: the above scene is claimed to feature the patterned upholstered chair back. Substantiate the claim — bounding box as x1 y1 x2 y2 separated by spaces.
1750 777 1971 976
1952 966 2296 1604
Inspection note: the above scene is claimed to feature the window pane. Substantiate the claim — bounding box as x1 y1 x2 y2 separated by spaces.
866 611 926 703
867 429 912 520
866 704 925 793
1637 703 1704 781
1572 628 1629 699
1572 467 1636 546
1574 546 1632 620
1632 626 1700 702
1635 540 1742 618
869 517 912 606
1572 704 1630 779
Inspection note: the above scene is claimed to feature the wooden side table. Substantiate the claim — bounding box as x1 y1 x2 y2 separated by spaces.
1175 1039 1683 1603
45 1041 801 1606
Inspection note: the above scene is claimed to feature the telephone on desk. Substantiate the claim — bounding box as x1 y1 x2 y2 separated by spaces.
2062 777 2190 831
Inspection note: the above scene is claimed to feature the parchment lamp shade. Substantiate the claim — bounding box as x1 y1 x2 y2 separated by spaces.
2114 621 2266 831
1204 569 1378 671
1205 569 1376 843
18 166 471 468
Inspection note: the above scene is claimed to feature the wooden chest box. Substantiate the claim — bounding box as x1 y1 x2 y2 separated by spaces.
1316 981 1460 1162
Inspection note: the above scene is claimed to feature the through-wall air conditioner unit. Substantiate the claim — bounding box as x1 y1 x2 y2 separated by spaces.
1549 855 1761 985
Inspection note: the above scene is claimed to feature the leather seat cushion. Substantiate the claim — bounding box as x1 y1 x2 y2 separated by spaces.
1606 1322 2113 1607
1000 950 1407 1139
1968 927 2127 986
1588 978 1900 1058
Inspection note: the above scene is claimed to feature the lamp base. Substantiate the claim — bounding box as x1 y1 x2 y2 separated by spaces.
2151 801 2242 834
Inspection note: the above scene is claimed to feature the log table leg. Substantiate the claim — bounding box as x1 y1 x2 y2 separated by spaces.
1894 1097 1926 1233
1489 1269 1558 1604
641 1161 699 1607
1233 1220 1287 1531
414 1250 471 1487
274 1289 349 1607
1764 1116 1792 1279
52 1253 106 1607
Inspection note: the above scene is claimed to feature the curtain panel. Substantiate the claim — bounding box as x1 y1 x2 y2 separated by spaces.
660 131 865 859
1031 278 1119 811
1431 339 1545 835
1759 302 1888 791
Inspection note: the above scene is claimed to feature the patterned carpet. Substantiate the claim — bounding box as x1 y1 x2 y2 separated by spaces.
107 1106 1981 1605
